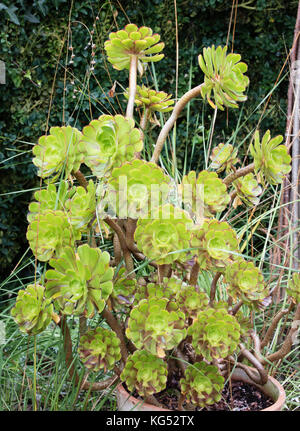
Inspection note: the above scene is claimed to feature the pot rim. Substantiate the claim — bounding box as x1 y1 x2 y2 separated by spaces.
116 367 286 411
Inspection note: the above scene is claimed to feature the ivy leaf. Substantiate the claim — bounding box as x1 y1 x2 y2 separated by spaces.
1 5 20 25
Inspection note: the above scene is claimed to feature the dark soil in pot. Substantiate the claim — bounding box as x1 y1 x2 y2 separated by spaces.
154 380 274 411
127 380 274 411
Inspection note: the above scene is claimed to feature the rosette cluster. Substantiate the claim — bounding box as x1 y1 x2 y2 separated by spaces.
104 24 164 71
198 45 249 110
11 284 54 335
250 130 291 185
45 244 113 317
120 350 168 397
78 327 121 371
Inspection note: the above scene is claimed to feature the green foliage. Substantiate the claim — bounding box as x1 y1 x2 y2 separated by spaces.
134 203 193 264
287 273 300 304
233 173 262 207
45 244 113 317
180 362 224 407
224 259 269 307
26 209 81 262
32 126 84 182
180 170 230 217
124 84 174 113
250 130 291 185
126 297 186 357
188 307 241 361
190 219 239 270
104 23 165 71
108 159 170 218
210 143 239 173
78 327 121 372
120 350 168 397
81 114 143 177
10 283 53 335
199 45 249 110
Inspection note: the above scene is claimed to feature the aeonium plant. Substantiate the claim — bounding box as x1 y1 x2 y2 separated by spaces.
11 23 300 410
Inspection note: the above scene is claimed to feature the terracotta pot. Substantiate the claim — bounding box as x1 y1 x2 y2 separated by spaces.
116 366 286 411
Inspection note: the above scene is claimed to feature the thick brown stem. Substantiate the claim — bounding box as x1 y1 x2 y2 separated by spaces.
126 55 138 119
264 303 300 364
260 309 290 348
223 163 255 186
231 301 243 316
209 272 222 305
102 308 128 364
239 343 268 385
151 84 204 163
189 261 200 286
73 170 89 190
113 233 122 266
58 317 118 391
104 217 134 275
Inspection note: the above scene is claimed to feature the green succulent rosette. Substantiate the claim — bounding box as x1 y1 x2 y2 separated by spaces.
287 273 300 303
180 170 230 218
198 45 249 110
45 244 113 317
32 126 84 182
190 219 239 271
81 114 143 177
210 143 239 173
233 173 262 207
134 204 193 265
224 259 268 307
27 181 72 223
11 284 54 335
78 327 121 372
124 84 174 113
180 362 225 407
104 24 164 71
108 159 170 218
134 276 184 306
176 286 209 320
126 297 186 357
250 130 291 185
64 180 96 231
26 209 80 262
120 350 168 397
188 307 240 361
111 267 137 308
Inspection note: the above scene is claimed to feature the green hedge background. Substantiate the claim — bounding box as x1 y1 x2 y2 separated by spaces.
0 0 298 279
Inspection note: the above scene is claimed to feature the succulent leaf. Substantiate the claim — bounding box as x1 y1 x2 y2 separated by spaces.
180 170 230 218
224 259 269 307
126 297 186 357
198 45 249 110
210 143 239 173
45 244 113 317
108 159 170 218
250 130 291 185
81 114 143 177
32 126 84 182
105 25 164 71
11 284 53 335
180 362 225 407
134 204 193 265
233 173 262 207
287 273 300 303
26 210 81 262
188 307 240 361
78 327 121 371
190 219 239 271
120 350 168 397
124 84 174 113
